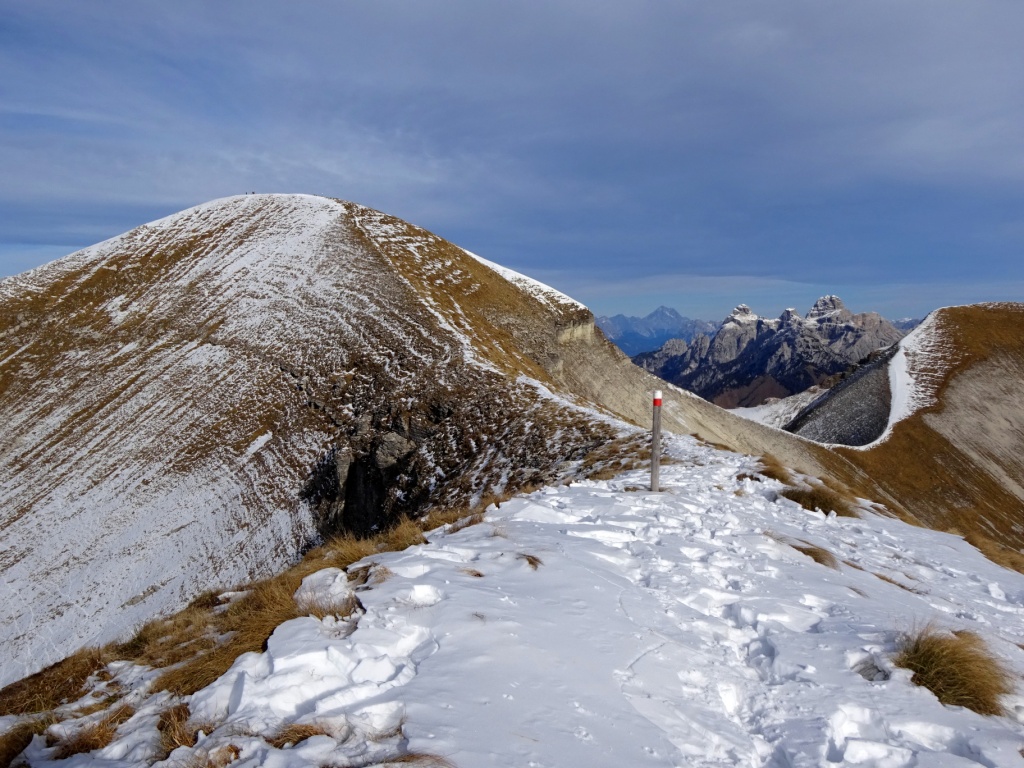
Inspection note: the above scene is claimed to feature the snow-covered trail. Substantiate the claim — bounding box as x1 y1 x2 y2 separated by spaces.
20 435 1024 767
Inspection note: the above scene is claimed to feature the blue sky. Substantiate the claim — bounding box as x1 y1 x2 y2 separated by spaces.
2 2 1023 321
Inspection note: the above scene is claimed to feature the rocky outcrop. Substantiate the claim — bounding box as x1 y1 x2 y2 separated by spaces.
634 297 904 407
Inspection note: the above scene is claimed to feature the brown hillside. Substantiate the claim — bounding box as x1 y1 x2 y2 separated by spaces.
834 303 1024 551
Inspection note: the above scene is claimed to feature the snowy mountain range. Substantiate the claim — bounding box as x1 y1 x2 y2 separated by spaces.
634 297 905 407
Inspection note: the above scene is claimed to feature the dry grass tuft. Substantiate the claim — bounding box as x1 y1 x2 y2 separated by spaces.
421 508 486 534
0 647 111 716
459 568 484 578
373 754 456 767
156 703 211 757
757 455 792 483
765 532 838 569
791 541 839 570
176 743 241 768
873 572 921 593
893 625 1013 716
517 553 543 570
266 722 330 749
0 714 57 767
50 704 134 760
780 481 860 518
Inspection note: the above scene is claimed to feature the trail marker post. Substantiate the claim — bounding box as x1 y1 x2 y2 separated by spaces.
651 389 662 492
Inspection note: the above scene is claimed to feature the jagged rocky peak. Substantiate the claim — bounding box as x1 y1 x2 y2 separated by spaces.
778 307 804 326
728 304 759 323
806 295 850 320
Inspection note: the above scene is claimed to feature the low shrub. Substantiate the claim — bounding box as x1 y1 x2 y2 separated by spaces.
893 625 1012 716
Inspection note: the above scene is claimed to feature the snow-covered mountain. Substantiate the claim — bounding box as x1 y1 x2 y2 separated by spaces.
4 197 1024 766
596 306 719 356
0 194 838 687
634 297 904 407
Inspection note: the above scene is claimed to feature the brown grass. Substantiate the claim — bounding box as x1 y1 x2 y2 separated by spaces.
459 568 484 578
766 532 838 569
873 572 921 593
517 553 543 570
372 755 455 767
176 744 241 768
421 508 485 533
893 625 1013 716
50 704 134 760
0 714 57 768
266 722 330 749
0 646 113 716
153 516 433 696
964 532 1024 575
791 541 839 570
780 480 860 518
757 455 792 483
831 305 1024 551
156 703 216 758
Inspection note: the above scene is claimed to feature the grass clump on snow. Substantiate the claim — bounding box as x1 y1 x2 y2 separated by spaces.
893 625 1013 716
0 647 112 717
0 714 58 767
50 703 134 760
780 481 861 518
756 455 861 518
156 702 214 758
790 541 839 570
765 532 839 570
266 722 332 749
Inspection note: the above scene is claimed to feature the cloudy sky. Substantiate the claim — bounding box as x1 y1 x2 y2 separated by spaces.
3 2 1023 320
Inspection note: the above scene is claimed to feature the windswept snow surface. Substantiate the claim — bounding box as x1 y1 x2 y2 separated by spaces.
866 311 950 449
23 436 1024 767
731 388 826 430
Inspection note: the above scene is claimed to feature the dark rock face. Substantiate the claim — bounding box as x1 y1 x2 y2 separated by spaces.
596 306 720 356
634 297 905 407
783 345 898 445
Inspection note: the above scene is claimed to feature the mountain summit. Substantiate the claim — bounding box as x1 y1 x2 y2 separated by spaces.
0 194 831 685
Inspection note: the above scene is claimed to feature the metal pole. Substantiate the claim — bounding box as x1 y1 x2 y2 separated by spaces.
651 390 662 492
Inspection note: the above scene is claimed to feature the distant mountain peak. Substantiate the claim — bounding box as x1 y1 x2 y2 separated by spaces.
727 304 759 323
806 295 847 318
